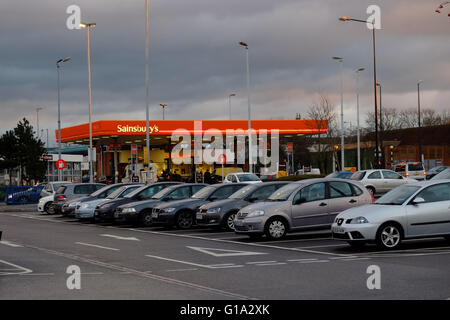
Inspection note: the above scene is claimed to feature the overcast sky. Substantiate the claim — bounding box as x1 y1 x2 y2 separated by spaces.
1 0 449 145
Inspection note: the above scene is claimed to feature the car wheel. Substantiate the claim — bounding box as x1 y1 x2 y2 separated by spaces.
347 241 366 248
376 223 402 250
176 211 193 229
223 212 237 231
265 218 287 240
44 202 54 214
139 211 153 227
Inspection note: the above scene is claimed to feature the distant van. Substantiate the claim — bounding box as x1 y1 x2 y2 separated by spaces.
394 162 426 180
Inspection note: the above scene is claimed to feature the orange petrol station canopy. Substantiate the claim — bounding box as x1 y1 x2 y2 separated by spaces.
57 120 328 143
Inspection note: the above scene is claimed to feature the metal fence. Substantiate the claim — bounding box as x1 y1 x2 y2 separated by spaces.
1 186 44 205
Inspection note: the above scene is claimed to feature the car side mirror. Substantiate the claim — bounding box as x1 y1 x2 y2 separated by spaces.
294 197 307 205
412 197 425 205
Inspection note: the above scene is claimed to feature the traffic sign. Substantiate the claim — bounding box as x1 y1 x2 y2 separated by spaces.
218 154 227 165
56 159 66 170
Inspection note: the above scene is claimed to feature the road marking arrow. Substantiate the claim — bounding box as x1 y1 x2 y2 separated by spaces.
186 246 267 257
100 234 140 241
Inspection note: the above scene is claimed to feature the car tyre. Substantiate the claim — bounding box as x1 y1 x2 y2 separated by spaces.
264 218 287 240
139 210 153 227
44 202 54 214
223 211 238 231
176 211 193 229
376 223 403 250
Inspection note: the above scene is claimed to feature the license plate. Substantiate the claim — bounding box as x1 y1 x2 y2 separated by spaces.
196 213 203 220
152 212 158 219
333 227 345 234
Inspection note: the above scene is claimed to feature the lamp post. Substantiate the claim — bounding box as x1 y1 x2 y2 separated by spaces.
333 57 345 171
228 93 236 120
36 107 43 139
145 0 151 184
417 80 424 163
239 41 253 173
80 22 96 183
355 67 365 171
160 104 167 120
377 82 384 168
56 57 71 181
339 16 380 168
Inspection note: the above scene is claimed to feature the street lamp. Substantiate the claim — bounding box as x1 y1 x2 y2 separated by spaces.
239 41 253 173
145 0 151 184
333 56 345 171
160 104 167 120
228 93 236 120
80 22 96 183
56 57 71 181
377 82 384 168
355 67 365 171
417 80 424 163
36 107 43 139
339 16 380 168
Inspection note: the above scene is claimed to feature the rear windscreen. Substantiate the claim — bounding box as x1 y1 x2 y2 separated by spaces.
395 165 406 172
408 163 424 171
55 186 67 194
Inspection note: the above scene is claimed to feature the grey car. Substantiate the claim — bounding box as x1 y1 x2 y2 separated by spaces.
332 179 450 249
350 169 416 195
114 183 207 226
152 183 248 229
233 178 373 240
196 182 290 231
53 183 105 215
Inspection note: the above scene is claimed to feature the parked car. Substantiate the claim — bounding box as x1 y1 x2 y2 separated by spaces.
75 184 144 220
425 166 449 180
40 181 72 198
223 173 262 184
326 171 354 179
332 180 450 249
115 183 207 226
152 183 248 229
197 182 290 231
350 169 416 195
93 182 181 222
233 178 373 240
430 167 450 180
52 183 105 215
394 162 426 181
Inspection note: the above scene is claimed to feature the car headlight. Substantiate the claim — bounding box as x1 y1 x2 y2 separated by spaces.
247 210 265 218
80 203 90 209
350 216 369 224
122 208 136 214
162 207 176 213
206 207 221 214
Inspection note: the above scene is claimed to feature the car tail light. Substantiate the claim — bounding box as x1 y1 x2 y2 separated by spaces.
406 173 410 178
57 195 66 200
424 171 427 176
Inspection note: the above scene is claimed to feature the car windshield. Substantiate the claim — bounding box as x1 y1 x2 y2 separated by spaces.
236 174 260 181
375 185 421 205
53 183 67 191
191 186 215 199
124 185 147 198
350 171 366 181
107 186 126 199
267 183 300 201
229 184 258 199
432 168 450 180
151 186 177 199
90 185 115 197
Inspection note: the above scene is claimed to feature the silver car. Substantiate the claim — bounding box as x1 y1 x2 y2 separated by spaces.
332 180 450 249
350 169 416 195
233 178 373 240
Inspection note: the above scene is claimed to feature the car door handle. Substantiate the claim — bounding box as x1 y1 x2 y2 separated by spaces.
349 199 357 203
319 202 327 207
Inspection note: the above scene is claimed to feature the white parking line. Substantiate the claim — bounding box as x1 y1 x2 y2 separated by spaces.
246 261 277 264
75 242 120 251
255 262 286 266
295 244 347 249
261 237 332 244
0 259 33 276
287 258 318 262
166 268 199 272
296 260 329 264
145 254 216 269
0 240 23 248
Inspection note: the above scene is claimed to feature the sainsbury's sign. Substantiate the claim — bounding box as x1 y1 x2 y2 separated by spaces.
117 124 159 134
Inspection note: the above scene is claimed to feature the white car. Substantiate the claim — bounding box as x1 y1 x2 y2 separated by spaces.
37 194 55 214
350 169 417 195
332 179 450 249
223 173 262 184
